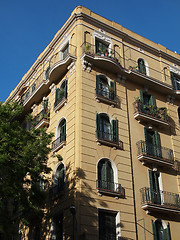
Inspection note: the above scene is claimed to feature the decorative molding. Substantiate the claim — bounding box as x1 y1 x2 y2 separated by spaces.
169 66 180 76
49 83 56 94
81 59 92 72
67 61 76 74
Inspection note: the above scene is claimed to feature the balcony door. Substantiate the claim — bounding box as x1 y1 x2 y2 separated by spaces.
152 220 171 240
144 128 162 158
149 170 161 205
98 159 114 191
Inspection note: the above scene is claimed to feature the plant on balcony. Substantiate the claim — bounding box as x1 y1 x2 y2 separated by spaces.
129 65 138 71
85 44 91 53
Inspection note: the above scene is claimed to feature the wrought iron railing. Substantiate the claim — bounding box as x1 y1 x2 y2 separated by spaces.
32 109 50 128
49 182 64 198
136 140 174 164
97 180 125 197
54 94 67 109
96 88 116 101
96 130 118 143
140 187 180 209
81 42 121 64
52 134 66 150
133 101 169 122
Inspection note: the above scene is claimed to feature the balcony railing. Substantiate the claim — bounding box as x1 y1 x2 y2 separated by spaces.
133 101 169 125
52 134 66 151
136 140 174 166
49 182 64 199
97 180 125 198
140 187 180 211
96 130 123 149
96 88 116 102
32 109 50 128
81 42 121 65
54 95 67 109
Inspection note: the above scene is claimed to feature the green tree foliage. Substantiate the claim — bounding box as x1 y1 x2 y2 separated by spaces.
0 102 53 239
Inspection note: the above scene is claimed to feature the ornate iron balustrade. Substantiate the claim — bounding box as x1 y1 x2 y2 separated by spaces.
97 180 125 197
54 95 67 109
32 109 50 128
96 88 116 101
49 183 64 198
97 130 118 143
52 134 66 150
136 140 174 165
140 187 180 209
81 42 121 64
133 101 169 122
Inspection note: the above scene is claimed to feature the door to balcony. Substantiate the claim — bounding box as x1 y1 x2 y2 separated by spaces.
149 170 161 205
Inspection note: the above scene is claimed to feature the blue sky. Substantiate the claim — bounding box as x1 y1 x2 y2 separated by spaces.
0 0 180 102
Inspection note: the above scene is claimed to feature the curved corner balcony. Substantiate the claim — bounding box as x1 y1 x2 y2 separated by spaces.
140 187 180 215
133 101 169 128
49 44 77 82
136 140 174 168
81 42 123 73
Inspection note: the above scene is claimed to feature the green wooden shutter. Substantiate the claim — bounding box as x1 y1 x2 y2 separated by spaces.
154 131 162 158
55 88 60 102
144 127 149 154
140 90 144 103
60 120 66 142
96 74 99 95
170 72 175 89
152 220 157 240
166 223 171 240
112 119 118 143
110 81 115 100
96 113 100 138
43 99 49 110
64 79 67 98
101 161 107 189
107 161 114 191
149 170 154 203
149 95 155 106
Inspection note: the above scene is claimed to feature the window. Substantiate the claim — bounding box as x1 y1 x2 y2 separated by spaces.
95 39 109 55
98 159 114 191
96 113 118 143
45 66 50 80
54 79 67 108
53 163 65 195
96 75 115 101
149 170 161 205
138 58 147 74
178 107 180 125
152 220 171 240
98 210 119 240
140 90 155 107
62 44 69 60
144 128 162 158
52 118 66 151
24 90 29 101
171 71 180 90
31 82 36 93
51 213 63 240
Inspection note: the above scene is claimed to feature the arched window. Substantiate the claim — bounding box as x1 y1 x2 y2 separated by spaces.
52 118 66 150
57 119 66 143
96 74 115 101
98 159 114 191
54 79 67 108
152 220 171 240
96 113 118 143
138 58 147 75
53 163 65 194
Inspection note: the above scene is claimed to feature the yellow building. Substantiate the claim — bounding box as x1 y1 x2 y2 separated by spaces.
7 6 180 240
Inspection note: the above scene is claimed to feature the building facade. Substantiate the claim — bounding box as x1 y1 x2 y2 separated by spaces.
7 6 180 240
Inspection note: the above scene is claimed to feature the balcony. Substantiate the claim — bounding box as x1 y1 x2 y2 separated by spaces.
95 88 116 106
140 187 180 215
49 183 64 199
97 180 125 198
81 42 123 73
32 109 50 129
54 96 67 112
133 100 169 128
49 44 77 82
136 140 174 167
52 134 66 152
96 130 123 149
